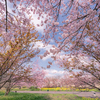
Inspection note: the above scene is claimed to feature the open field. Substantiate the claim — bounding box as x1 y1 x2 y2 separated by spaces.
0 91 100 100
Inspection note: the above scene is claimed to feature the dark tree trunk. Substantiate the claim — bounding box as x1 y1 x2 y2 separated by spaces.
5 88 10 95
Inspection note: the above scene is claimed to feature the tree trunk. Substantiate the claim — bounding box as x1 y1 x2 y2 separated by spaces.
5 88 10 95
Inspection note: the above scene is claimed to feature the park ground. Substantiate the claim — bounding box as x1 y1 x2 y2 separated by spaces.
0 91 100 100
0 87 100 100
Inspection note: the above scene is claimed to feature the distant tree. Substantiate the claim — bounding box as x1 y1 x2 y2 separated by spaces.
57 55 100 90
29 63 46 88
4 63 46 95
4 66 32 95
43 76 62 88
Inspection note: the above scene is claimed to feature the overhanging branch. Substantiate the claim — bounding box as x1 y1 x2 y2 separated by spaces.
5 0 8 32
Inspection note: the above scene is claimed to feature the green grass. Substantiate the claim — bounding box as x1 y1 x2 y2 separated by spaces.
88 89 100 92
0 92 100 100
29 86 40 91
75 88 100 92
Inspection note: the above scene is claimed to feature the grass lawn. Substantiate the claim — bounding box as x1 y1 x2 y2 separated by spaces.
0 92 100 100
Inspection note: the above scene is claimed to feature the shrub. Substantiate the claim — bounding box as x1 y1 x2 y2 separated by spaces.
22 86 27 88
29 86 40 91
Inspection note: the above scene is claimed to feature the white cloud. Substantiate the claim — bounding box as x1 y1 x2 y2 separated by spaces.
33 41 56 60
50 39 55 43
44 69 65 77
33 41 66 61
25 6 50 34
33 41 54 51
7 2 13 13
42 53 53 61
28 13 46 34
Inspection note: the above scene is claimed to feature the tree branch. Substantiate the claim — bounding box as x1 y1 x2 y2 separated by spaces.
5 0 8 32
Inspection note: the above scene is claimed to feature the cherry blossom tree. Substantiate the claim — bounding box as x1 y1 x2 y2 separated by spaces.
43 77 60 88
43 77 53 88
57 55 100 90
40 0 100 67
4 63 46 95
0 0 43 93
29 62 46 88
36 0 100 90
4 66 32 95
74 75 100 90
0 23 40 89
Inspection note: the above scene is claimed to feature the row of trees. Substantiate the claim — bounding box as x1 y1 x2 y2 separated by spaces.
0 27 46 95
4 63 46 95
43 75 99 90
0 0 100 94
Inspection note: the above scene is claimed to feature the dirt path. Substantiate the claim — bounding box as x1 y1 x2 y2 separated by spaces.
12 91 100 98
